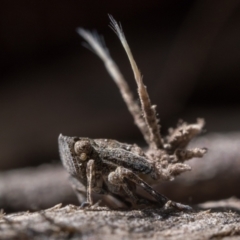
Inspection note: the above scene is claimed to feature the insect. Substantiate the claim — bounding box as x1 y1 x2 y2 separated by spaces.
59 15 207 210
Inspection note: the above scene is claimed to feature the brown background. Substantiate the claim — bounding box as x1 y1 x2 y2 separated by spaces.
1 1 240 170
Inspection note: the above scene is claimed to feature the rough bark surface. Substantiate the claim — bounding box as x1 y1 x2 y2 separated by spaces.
0 198 240 240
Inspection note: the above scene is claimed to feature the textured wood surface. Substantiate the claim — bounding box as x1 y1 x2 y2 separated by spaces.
0 198 240 240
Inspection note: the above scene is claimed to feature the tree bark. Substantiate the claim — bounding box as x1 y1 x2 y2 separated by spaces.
0 198 240 239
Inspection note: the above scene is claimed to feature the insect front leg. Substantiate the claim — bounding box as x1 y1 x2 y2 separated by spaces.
86 159 94 205
80 159 95 208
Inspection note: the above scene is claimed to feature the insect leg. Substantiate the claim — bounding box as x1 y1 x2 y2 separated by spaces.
109 167 192 210
108 168 150 205
79 159 95 208
110 167 168 206
86 159 95 205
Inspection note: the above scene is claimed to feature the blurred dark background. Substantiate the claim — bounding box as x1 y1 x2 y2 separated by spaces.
1 0 240 171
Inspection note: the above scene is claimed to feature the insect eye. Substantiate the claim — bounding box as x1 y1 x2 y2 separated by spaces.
74 140 93 160
79 153 87 161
